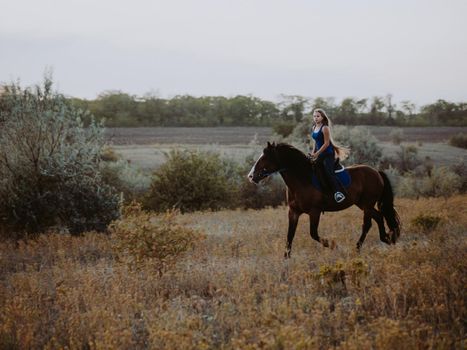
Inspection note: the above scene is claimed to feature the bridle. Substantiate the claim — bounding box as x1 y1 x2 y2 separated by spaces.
257 167 287 179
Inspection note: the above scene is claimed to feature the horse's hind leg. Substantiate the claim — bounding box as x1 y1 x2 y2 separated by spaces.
357 209 372 250
309 208 329 247
369 207 391 244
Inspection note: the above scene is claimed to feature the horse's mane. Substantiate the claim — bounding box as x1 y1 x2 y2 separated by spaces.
274 143 315 183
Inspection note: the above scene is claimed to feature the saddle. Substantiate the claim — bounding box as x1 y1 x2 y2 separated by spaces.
311 158 350 194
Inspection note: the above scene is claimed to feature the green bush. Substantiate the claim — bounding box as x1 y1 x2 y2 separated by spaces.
393 144 422 173
448 133 467 149
450 162 467 192
235 154 286 209
272 121 296 138
143 150 237 212
110 202 204 272
396 166 462 198
0 78 120 237
332 126 383 166
238 175 285 209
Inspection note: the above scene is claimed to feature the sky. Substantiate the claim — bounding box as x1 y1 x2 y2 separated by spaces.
1 0 466 106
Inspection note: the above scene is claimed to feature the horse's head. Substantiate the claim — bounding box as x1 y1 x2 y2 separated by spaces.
247 142 282 184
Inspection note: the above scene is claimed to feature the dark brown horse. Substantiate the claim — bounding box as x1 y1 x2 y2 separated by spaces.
247 142 401 257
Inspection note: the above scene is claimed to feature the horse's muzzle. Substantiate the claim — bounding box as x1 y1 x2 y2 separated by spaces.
248 174 259 184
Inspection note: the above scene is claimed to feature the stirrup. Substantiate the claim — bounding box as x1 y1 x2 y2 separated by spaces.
334 192 345 203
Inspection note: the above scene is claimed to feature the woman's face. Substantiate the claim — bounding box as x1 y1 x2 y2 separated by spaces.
313 112 323 124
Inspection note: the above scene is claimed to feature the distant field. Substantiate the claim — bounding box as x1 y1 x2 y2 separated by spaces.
104 127 272 145
105 126 467 145
108 126 467 172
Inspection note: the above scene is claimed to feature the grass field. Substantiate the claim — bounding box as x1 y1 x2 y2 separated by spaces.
1 196 466 349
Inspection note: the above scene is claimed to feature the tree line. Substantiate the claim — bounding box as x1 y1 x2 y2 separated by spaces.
69 92 467 127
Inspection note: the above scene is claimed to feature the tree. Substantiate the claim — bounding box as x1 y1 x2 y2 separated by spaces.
335 98 359 124
279 95 311 122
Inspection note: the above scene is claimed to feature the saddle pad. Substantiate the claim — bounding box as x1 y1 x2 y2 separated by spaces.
311 167 351 191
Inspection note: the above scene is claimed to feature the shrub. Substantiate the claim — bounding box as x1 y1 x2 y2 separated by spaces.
100 147 120 162
143 150 236 212
420 166 462 197
316 258 369 294
236 154 286 209
332 126 383 166
448 133 467 149
389 128 404 145
272 121 296 138
411 214 442 232
450 161 467 192
0 77 120 237
110 202 204 272
238 175 285 209
396 166 462 198
394 144 421 173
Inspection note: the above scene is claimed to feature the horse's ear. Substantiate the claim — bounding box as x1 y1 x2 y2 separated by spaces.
267 141 272 148
272 142 276 147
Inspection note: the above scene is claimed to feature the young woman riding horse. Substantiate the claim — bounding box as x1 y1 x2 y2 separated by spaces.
248 141 400 258
309 108 348 203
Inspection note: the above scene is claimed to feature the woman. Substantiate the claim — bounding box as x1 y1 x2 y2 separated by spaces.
310 108 348 203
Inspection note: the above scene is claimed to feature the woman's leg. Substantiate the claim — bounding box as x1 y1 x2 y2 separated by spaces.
321 154 346 202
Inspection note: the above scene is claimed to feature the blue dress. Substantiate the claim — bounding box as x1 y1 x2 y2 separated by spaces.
311 126 334 157
311 126 345 194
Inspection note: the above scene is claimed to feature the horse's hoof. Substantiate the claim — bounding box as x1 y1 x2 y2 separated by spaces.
356 242 362 251
321 239 329 248
380 236 391 245
284 250 291 259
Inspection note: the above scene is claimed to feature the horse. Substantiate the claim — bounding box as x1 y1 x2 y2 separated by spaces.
247 142 401 258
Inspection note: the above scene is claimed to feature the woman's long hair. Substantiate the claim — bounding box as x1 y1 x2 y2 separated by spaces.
313 108 350 160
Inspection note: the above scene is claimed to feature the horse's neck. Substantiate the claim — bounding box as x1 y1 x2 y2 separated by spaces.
278 151 314 189
280 171 303 191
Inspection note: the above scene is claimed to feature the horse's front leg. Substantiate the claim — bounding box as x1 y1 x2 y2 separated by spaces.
309 208 329 247
285 209 300 258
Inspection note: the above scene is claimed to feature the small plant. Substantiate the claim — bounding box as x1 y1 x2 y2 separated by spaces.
316 261 347 295
100 147 120 162
449 133 467 149
347 258 369 286
389 128 404 145
411 214 442 232
110 202 204 272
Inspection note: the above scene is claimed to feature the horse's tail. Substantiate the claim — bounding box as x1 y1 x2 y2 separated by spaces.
378 171 401 243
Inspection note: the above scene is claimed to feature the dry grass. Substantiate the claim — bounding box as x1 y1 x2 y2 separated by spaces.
1 196 466 349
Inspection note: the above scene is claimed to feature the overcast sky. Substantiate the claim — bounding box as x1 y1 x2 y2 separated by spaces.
1 0 466 106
